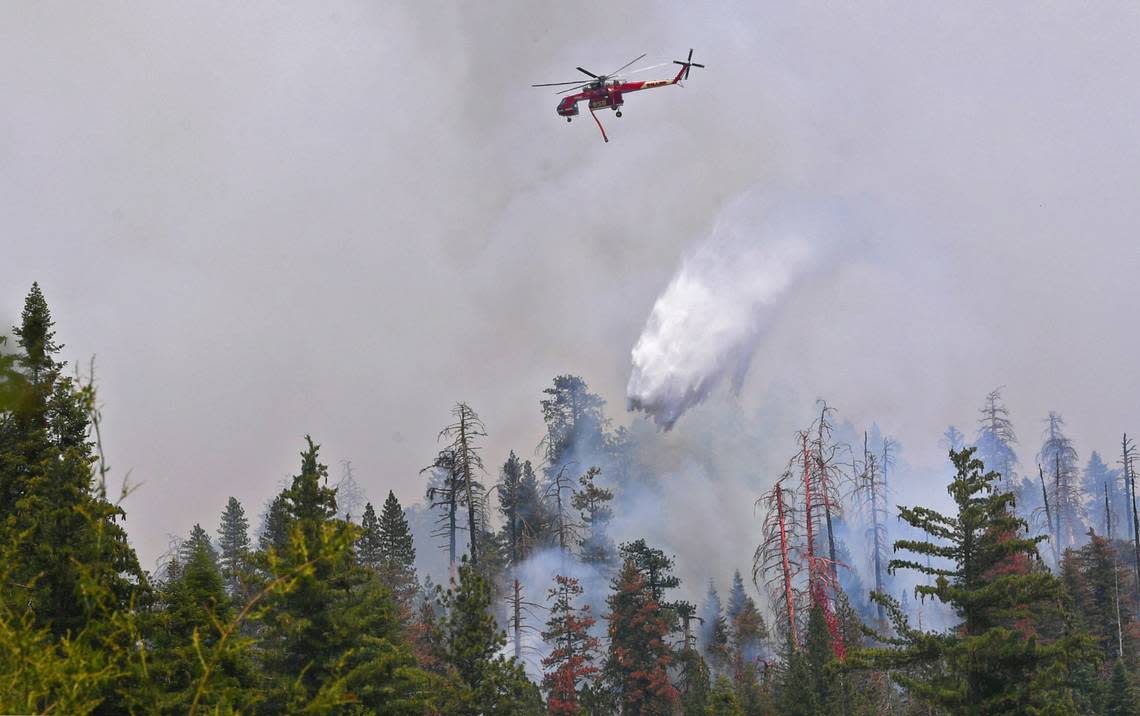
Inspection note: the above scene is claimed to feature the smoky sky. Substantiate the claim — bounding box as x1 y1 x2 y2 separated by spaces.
3 1 1140 572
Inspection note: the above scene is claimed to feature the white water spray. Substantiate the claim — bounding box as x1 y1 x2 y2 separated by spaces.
627 190 845 428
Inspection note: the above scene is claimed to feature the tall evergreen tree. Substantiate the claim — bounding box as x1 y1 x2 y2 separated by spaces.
357 501 383 569
1105 658 1140 716
620 539 681 606
606 558 678 714
542 575 601 715
256 436 428 712
434 559 543 714
854 448 1094 713
699 580 730 674
540 375 608 477
572 466 616 569
257 493 290 555
0 283 143 637
378 490 418 612
216 496 251 598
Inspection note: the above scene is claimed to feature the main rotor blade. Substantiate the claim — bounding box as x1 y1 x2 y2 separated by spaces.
532 80 593 87
557 83 591 95
576 67 598 78
687 48 693 63
624 62 671 75
607 53 646 78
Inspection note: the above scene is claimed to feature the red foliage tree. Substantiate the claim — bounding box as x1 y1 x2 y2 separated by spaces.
606 559 678 714
542 575 600 715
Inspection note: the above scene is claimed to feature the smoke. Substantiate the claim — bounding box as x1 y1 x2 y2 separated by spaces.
627 189 850 428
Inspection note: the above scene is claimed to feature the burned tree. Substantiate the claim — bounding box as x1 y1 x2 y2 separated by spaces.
755 477 801 646
424 448 461 581
975 387 1019 493
544 465 580 554
498 451 547 659
1036 412 1083 558
1121 434 1140 590
854 431 891 624
436 402 489 566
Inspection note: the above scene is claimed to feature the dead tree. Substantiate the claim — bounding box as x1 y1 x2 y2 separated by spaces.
1122 434 1140 590
755 477 801 647
854 431 890 624
423 449 461 581
1038 465 1059 568
1036 412 1082 555
437 402 488 565
544 465 580 554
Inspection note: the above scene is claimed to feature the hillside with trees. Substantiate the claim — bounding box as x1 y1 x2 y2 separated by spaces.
3 283 1139 714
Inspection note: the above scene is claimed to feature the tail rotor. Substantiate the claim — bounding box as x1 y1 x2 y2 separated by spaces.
672 48 705 80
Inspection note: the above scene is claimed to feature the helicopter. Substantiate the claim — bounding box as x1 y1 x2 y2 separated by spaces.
532 49 704 142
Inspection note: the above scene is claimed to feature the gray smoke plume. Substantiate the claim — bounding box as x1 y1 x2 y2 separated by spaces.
627 190 848 428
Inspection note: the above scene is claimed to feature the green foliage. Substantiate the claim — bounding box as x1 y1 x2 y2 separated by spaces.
606 558 678 714
358 501 383 569
542 574 600 715
217 496 251 599
377 490 418 611
705 675 744 715
253 436 430 714
572 466 616 569
1105 658 1140 716
434 559 543 714
853 448 1096 714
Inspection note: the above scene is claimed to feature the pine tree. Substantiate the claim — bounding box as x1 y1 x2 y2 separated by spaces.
542 575 601 715
1063 534 1134 662
540 374 608 478
216 496 251 598
699 580 729 674
1105 658 1140 716
854 447 1095 713
572 466 616 569
620 539 681 605
378 490 418 613
436 402 488 566
358 501 383 569
498 451 540 659
257 493 290 555
0 283 143 637
436 559 543 714
151 523 251 710
606 558 678 714
256 436 428 712
706 675 745 715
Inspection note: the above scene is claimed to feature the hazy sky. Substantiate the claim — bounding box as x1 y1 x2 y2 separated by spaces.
3 2 1139 572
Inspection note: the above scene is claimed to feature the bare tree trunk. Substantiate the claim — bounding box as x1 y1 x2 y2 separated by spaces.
512 577 522 660
1105 481 1113 539
1125 434 1140 592
458 413 478 566
775 483 797 646
1040 466 1059 568
448 488 458 582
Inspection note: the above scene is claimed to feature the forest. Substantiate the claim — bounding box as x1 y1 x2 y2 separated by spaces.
3 281 1139 715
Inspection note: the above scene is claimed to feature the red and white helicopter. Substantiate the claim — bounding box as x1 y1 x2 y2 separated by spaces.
532 49 704 142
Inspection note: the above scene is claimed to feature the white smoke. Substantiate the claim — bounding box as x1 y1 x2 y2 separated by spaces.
627 189 848 428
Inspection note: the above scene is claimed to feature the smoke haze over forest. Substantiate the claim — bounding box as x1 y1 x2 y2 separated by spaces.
4 0 1140 593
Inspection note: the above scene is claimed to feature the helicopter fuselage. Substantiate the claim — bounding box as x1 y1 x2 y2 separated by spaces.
555 68 681 118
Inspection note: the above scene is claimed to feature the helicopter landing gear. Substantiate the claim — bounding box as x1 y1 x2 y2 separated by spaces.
615 110 622 117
